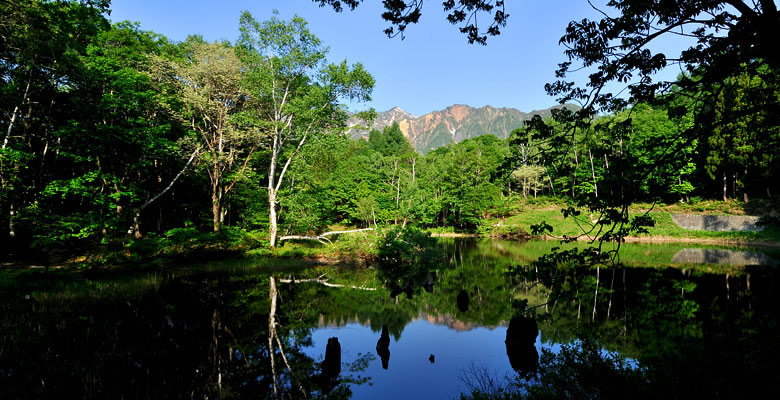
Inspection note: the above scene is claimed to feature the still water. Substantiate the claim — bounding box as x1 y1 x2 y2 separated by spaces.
1 239 778 398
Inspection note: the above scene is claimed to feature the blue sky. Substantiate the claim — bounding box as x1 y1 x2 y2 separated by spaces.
108 1 626 115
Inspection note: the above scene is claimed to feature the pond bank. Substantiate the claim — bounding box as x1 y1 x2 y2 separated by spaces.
429 232 780 248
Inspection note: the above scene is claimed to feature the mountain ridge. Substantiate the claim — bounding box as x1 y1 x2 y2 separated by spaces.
348 103 575 153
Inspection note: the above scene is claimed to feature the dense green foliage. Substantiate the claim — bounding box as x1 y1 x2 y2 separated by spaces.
2 1 778 264
376 226 444 288
527 0 780 260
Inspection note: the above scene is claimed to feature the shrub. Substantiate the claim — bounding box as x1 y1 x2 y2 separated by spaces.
377 226 445 286
330 230 380 258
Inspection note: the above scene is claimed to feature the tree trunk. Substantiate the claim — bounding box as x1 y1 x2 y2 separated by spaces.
411 157 416 183
546 165 556 196
212 159 221 232
573 150 579 198
679 177 685 203
268 276 279 398
3 78 30 150
266 125 306 248
3 106 19 150
523 177 528 199
722 172 728 201
269 191 278 247
212 195 220 232
220 201 228 225
589 149 598 198
211 176 222 234
592 266 600 321
607 268 615 320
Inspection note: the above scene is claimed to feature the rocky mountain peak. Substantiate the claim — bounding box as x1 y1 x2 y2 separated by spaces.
348 104 576 154
387 106 416 120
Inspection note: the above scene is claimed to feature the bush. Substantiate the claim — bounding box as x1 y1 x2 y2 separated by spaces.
330 230 380 258
127 238 163 262
377 226 445 286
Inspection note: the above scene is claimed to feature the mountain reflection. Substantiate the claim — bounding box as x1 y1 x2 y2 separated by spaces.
1 239 778 398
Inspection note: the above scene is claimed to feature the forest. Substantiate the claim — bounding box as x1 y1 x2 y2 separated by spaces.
1 0 778 264
2 1 780 399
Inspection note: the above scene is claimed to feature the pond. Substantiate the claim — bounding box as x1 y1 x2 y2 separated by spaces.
1 239 778 399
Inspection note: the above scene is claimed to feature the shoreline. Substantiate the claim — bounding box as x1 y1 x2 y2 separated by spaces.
4 230 778 271
430 232 780 248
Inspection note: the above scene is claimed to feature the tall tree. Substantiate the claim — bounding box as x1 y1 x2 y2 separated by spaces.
155 39 260 232
238 11 374 246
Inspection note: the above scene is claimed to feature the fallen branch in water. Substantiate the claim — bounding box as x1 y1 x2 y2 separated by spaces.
279 228 375 244
280 274 376 291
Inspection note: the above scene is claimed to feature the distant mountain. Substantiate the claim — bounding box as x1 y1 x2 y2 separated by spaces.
348 104 576 153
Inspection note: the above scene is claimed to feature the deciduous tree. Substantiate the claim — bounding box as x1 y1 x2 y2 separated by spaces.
238 11 374 246
156 40 260 232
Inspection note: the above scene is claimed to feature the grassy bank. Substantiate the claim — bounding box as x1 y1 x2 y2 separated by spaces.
478 198 780 244
6 199 779 270
2 226 382 270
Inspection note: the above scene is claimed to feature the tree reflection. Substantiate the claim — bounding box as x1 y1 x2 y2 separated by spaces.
0 271 374 399
376 324 391 370
2 239 779 398
504 316 539 380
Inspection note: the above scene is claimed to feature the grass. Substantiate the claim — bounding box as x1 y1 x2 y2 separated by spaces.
632 197 780 215
261 228 381 262
479 199 780 243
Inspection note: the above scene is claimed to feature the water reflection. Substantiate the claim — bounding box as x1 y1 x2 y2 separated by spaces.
321 337 342 393
457 290 470 312
423 274 435 293
1 239 778 398
505 316 539 380
376 325 391 370
672 248 778 265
